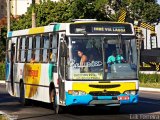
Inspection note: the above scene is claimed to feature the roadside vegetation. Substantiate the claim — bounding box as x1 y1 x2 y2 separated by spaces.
0 64 5 80
139 73 160 88
140 82 160 88
0 114 8 120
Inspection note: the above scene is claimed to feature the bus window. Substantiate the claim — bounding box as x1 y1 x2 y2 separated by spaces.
16 37 21 62
50 34 58 62
27 36 32 62
31 36 36 62
35 36 41 62
42 34 49 62
20 37 26 62
6 39 12 62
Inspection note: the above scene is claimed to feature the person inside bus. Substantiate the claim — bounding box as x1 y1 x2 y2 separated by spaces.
116 49 126 63
30 55 35 63
107 50 125 64
107 51 117 65
107 50 125 72
77 49 88 72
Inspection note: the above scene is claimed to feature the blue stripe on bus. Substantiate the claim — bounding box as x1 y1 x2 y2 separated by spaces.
7 32 13 38
65 93 92 106
65 92 138 106
6 62 10 80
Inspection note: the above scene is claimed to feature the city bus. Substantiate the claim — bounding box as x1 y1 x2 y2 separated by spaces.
6 20 139 114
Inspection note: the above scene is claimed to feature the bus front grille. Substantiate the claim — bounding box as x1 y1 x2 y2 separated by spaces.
89 91 120 96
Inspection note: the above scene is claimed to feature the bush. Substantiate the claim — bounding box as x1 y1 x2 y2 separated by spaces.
0 63 5 80
139 73 160 83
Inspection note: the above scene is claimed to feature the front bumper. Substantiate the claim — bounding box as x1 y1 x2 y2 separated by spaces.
65 92 139 106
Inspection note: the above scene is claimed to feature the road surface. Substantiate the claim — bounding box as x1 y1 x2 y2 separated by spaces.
0 83 159 120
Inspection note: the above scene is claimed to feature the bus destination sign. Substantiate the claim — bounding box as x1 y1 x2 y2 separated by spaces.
93 26 126 33
70 23 133 34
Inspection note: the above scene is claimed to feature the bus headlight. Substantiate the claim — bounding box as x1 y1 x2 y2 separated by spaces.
68 90 86 96
130 91 137 95
123 90 137 95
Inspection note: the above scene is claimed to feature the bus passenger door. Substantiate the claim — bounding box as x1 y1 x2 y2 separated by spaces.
10 43 16 95
6 38 16 95
58 33 67 104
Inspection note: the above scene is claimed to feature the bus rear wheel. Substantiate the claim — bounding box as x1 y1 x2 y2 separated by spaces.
19 82 29 106
51 89 63 114
19 82 25 105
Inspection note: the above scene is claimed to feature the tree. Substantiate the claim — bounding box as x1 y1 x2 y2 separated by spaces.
11 0 110 30
109 0 160 23
1 0 160 63
0 27 7 62
9 0 160 29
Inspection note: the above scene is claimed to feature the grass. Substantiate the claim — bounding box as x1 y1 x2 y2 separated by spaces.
139 82 160 88
139 73 160 88
0 114 8 120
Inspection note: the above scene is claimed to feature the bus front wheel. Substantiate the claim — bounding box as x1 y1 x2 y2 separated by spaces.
51 89 63 114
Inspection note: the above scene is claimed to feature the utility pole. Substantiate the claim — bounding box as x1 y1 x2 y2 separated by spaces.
7 0 11 32
32 0 36 28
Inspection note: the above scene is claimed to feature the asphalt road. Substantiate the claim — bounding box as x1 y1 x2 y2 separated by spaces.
0 83 160 120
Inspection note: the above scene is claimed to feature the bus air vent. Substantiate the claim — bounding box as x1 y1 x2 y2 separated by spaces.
89 84 120 88
89 91 120 96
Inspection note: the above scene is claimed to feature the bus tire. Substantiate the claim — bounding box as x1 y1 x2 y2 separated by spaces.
19 82 28 106
51 88 63 114
19 82 25 105
55 105 63 114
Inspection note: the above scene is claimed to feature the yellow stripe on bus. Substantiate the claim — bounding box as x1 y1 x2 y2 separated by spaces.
72 82 136 94
29 27 45 35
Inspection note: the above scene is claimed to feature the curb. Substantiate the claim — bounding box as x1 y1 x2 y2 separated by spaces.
0 81 5 84
0 111 9 120
0 111 17 120
139 87 160 92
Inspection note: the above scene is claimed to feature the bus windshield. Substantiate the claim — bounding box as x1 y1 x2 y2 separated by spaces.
67 36 137 80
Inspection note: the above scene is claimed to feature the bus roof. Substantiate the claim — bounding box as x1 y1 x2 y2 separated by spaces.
7 23 67 38
7 21 134 38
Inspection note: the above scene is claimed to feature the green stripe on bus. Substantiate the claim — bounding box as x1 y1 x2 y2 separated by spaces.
48 64 53 82
53 24 60 31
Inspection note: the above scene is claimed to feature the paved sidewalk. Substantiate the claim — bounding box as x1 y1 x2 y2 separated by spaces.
0 81 5 84
139 87 160 92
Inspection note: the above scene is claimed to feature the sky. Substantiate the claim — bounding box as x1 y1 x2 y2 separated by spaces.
157 0 160 4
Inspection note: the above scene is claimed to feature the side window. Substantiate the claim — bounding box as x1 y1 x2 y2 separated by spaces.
20 37 26 62
50 33 58 62
7 38 17 63
32 36 36 62
27 36 32 62
35 36 41 62
6 39 12 62
42 34 49 62
17 37 21 62
11 37 17 62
